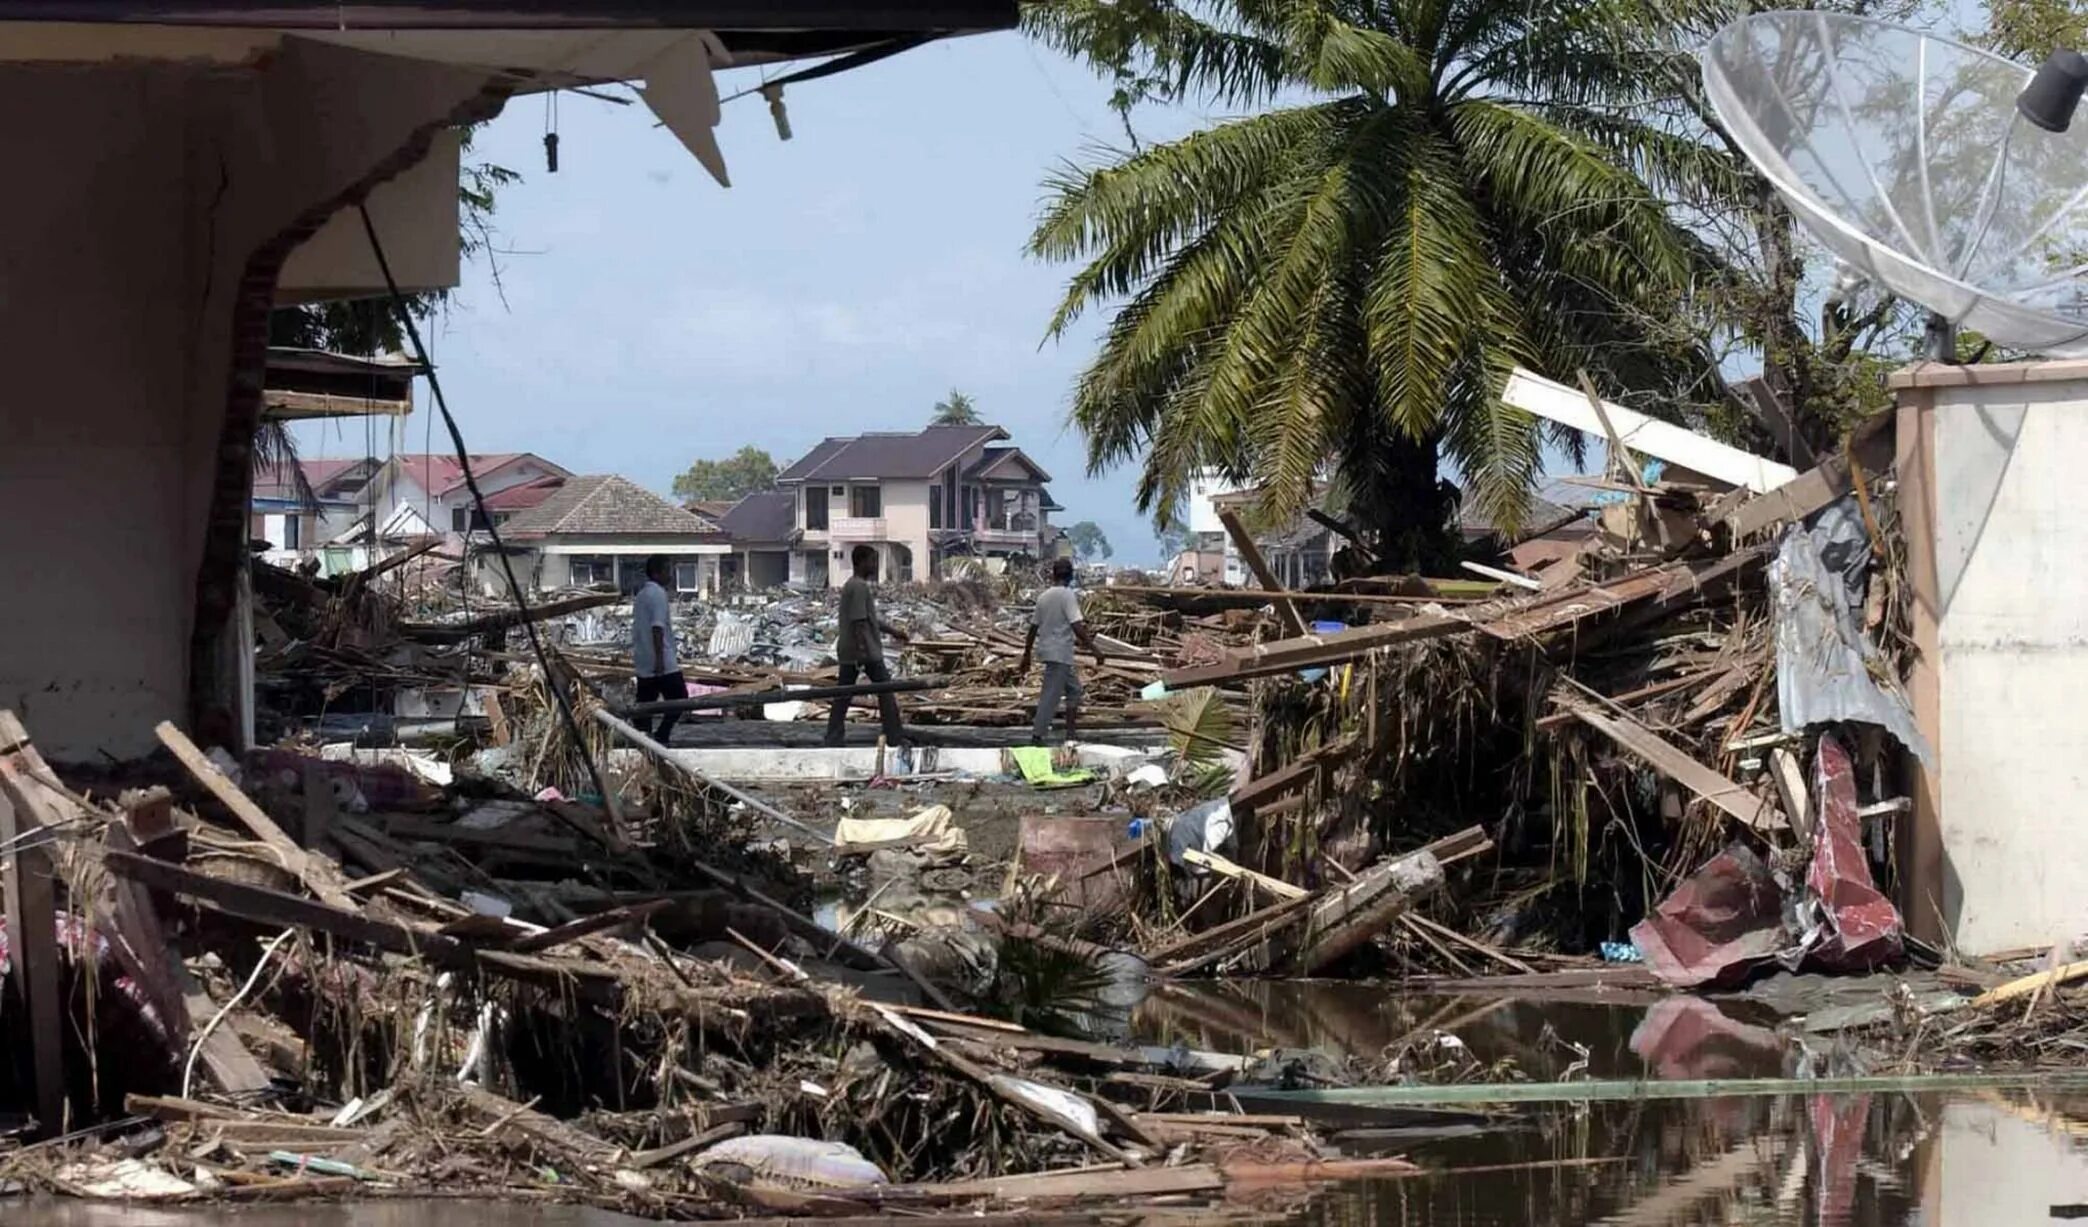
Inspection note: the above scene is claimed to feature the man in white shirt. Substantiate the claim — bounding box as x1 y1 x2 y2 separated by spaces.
1020 557 1105 744
631 555 688 742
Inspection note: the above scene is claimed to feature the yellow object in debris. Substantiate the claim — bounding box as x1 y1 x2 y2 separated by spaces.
834 804 967 855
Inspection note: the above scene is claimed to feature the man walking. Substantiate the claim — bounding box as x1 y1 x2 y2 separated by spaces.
632 555 689 743
825 544 911 747
1021 557 1105 744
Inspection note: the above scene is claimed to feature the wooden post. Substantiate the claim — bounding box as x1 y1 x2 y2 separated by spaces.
0 778 66 1135
1217 508 1308 637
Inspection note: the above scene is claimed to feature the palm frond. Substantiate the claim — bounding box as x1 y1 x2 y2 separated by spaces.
1159 686 1237 766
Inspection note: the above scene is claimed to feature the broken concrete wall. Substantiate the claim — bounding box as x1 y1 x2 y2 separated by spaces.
0 41 498 758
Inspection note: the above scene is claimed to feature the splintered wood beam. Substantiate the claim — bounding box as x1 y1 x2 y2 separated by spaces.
1162 611 1468 688
155 722 358 910
0 779 65 1135
1218 509 1308 636
1569 706 1785 832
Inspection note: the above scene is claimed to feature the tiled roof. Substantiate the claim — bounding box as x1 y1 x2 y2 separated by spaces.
776 438 851 482
481 475 566 512
685 499 737 525
501 475 722 538
778 426 1004 482
393 452 570 497
254 457 368 502
717 490 797 544
967 445 1052 483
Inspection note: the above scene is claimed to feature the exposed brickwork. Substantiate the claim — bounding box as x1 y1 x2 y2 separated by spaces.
188 82 510 728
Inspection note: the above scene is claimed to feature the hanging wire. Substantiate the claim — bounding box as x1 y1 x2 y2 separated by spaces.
355 203 620 847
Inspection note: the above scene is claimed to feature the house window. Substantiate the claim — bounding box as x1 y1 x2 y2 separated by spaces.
929 495 941 530
805 486 829 530
850 485 882 518
568 556 615 588
451 506 489 532
673 561 702 593
281 515 301 550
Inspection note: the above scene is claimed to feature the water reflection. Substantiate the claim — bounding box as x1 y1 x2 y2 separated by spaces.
1136 981 2088 1225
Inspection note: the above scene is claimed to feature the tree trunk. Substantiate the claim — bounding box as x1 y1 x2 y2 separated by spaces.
1340 422 1456 576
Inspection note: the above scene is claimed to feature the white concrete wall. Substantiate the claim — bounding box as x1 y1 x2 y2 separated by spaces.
884 479 931 580
0 43 492 758
1925 378 2088 952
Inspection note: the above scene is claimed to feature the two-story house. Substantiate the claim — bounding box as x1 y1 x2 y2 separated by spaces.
774 425 1059 587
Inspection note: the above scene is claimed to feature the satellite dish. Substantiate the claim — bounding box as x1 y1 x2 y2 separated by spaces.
1704 12 2088 356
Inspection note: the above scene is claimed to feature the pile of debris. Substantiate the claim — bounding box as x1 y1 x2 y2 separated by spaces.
0 706 1526 1217
1044 408 1930 1003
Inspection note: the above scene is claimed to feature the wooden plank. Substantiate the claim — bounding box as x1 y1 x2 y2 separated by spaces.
1181 848 1308 901
483 692 512 748
100 822 193 1039
1503 366 1797 492
505 900 670 954
380 816 582 858
100 850 619 995
1570 706 1785 832
884 1163 1224 1203
1724 411 1894 539
1577 369 1659 496
0 778 65 1134
1218 509 1307 636
459 1083 623 1169
300 761 337 851
154 722 357 909
1160 611 1466 688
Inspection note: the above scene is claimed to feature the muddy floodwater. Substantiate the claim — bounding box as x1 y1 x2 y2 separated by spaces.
17 982 2088 1225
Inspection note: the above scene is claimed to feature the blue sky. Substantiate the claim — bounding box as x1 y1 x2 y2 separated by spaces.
298 31 1230 565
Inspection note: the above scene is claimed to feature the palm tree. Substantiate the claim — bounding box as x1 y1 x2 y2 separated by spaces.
931 389 983 426
1029 0 1730 567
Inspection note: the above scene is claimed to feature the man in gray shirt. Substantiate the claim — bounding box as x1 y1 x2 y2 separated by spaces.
1020 557 1105 744
825 543 911 747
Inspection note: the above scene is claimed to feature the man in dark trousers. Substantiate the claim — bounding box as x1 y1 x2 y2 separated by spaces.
631 554 689 743
825 543 910 747
1020 556 1106 744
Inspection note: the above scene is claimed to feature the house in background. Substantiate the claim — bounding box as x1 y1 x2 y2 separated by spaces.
776 424 1058 587
251 451 572 574
251 457 378 567
356 452 572 539
715 490 797 589
487 474 729 596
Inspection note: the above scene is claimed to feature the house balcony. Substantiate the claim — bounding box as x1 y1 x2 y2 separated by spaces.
970 526 1038 550
829 516 887 541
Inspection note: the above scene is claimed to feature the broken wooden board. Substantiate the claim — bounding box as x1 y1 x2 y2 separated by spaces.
1259 848 1445 975
1570 706 1785 832
0 777 64 1134
101 849 623 998
155 722 358 909
1218 508 1308 637
1723 411 1894 539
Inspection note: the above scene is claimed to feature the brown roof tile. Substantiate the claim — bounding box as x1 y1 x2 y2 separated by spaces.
501 475 721 538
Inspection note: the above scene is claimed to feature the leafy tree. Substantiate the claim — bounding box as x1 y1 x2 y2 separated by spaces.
1594 0 1941 456
1066 520 1114 561
673 446 779 502
931 389 983 426
1029 0 1729 569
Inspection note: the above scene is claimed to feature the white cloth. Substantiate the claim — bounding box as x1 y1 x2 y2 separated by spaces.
1031 585 1084 666
631 580 678 678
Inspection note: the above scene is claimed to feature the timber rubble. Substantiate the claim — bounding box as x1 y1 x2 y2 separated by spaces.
2 402 2080 1217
